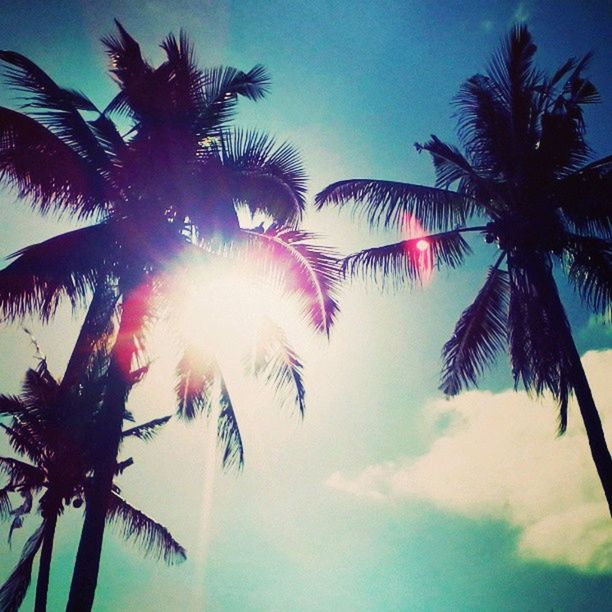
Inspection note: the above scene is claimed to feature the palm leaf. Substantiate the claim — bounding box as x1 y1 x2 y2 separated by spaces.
0 106 111 218
0 425 45 467
216 378 244 471
343 230 471 289
0 395 26 417
416 135 500 214
0 487 12 521
0 457 44 491
0 522 44 612
101 19 152 92
121 416 172 441
242 228 341 335
0 223 114 320
440 261 509 395
507 261 574 431
106 492 186 564
555 155 612 237
201 129 306 226
316 178 471 232
251 318 306 416
175 346 218 420
196 64 270 132
563 234 612 319
0 51 110 172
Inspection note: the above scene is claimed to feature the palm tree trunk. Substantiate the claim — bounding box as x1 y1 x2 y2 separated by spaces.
543 272 612 515
61 281 118 392
34 514 57 612
66 285 142 612
565 336 612 515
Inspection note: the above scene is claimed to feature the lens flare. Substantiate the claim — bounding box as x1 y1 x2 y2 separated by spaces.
402 213 433 284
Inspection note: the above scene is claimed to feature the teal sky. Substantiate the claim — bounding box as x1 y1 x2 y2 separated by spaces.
1 1 611 610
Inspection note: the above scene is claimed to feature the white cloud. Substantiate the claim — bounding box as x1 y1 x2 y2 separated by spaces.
326 350 612 573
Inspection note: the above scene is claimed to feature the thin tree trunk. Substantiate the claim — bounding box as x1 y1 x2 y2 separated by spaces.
66 283 144 612
543 271 612 515
565 336 612 515
60 281 118 392
34 514 57 612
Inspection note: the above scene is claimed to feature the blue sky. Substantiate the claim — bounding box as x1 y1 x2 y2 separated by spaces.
0 1 611 610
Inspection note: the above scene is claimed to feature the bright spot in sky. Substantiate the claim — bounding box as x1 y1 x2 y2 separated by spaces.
402 213 434 285
167 246 307 367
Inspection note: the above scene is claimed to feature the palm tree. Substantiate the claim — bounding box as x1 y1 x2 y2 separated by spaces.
316 25 611 513
0 348 185 612
0 22 340 610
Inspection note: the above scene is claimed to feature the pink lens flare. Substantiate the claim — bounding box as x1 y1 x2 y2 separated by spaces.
416 239 430 252
402 213 434 285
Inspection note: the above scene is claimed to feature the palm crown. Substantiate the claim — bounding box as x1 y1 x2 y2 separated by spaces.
0 343 184 612
317 25 611 511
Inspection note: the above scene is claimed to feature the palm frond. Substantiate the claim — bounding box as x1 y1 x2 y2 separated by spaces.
0 487 12 521
251 318 306 416
0 395 26 417
0 522 44 612
0 425 45 467
0 51 110 172
216 378 244 471
114 458 133 475
0 223 114 320
196 64 270 132
555 155 612 237
563 234 612 319
101 20 152 91
343 230 471 289
508 260 574 431
201 129 307 226
106 492 186 564
488 24 538 104
440 260 509 395
0 107 111 218
242 228 341 335
175 346 218 420
416 135 499 213
0 457 44 491
316 179 471 232
121 416 172 441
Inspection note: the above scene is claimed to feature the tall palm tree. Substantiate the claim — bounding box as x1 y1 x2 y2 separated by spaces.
316 25 611 513
0 22 340 610
0 348 185 612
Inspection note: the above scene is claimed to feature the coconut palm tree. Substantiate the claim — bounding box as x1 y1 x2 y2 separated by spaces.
0 348 184 612
0 22 340 610
316 25 611 513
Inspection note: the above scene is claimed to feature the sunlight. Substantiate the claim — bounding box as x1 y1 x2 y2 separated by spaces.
168 244 308 371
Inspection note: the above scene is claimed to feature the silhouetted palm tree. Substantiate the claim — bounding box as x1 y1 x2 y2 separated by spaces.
0 348 184 612
0 22 339 609
317 25 611 513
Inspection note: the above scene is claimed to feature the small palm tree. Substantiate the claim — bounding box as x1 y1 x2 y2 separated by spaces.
316 25 611 513
0 348 184 612
0 22 339 609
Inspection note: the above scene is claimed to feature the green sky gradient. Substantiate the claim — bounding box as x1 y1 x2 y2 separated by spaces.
1 1 611 610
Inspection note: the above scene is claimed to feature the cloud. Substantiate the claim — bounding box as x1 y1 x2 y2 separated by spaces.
326 350 612 573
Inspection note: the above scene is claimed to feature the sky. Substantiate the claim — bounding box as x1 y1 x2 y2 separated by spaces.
0 1 611 610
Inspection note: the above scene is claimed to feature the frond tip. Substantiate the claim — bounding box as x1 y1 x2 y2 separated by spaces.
107 493 186 565
440 262 509 395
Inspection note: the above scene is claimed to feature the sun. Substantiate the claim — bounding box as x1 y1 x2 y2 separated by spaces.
167 245 307 366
